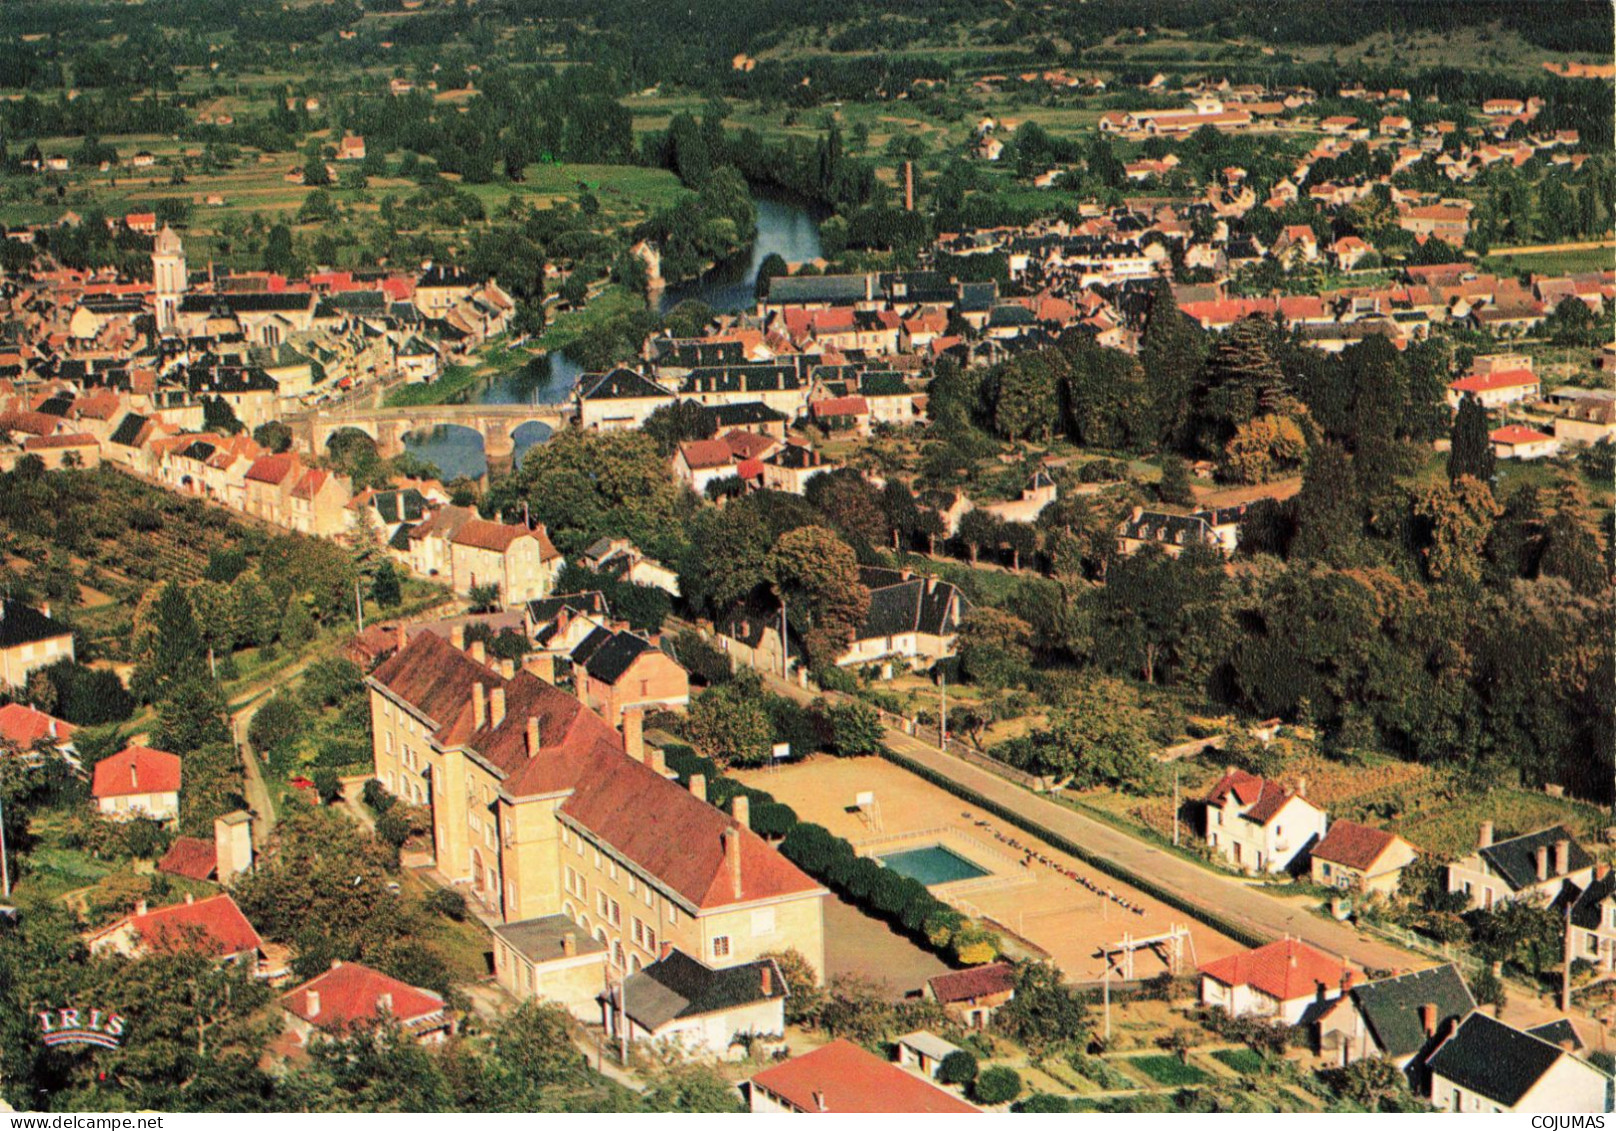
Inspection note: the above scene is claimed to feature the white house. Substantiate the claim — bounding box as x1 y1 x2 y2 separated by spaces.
1203 768 1328 874
602 950 786 1056
91 745 181 822
1426 1013 1611 1113
1198 937 1354 1025
1446 823 1594 911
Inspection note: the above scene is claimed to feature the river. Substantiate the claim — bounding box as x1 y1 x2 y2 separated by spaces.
403 189 824 480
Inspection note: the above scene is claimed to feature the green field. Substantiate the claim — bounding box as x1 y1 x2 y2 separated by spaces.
1211 1048 1268 1075
1127 1055 1213 1087
1483 245 1616 278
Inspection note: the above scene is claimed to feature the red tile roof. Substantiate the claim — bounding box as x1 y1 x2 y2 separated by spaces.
92 745 181 798
927 962 1016 1004
451 518 560 560
722 431 776 460
1204 769 1303 825
1199 938 1351 1002
24 433 97 450
749 1040 979 1113
157 836 218 881
811 396 869 418
119 894 263 957
1311 820 1404 872
282 961 445 1033
1449 369 1539 394
1490 425 1555 445
245 454 298 484
678 439 738 470
0 702 76 748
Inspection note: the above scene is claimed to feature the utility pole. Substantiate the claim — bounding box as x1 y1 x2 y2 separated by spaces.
780 598 788 680
1103 959 1112 1043
1172 768 1180 847
355 577 365 632
939 673 948 747
0 793 10 899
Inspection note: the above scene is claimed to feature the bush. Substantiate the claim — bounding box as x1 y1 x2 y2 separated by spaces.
361 779 395 814
426 888 468 921
1015 1094 1072 1113
971 1066 1022 1106
311 768 343 805
938 1049 979 1086
375 809 412 850
815 664 859 694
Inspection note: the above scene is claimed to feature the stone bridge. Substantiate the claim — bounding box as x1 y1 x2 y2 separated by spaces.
292 402 576 467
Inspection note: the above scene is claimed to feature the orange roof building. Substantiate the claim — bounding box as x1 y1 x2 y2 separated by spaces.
88 894 264 964
91 745 181 821
1199 938 1355 1024
282 960 450 1043
747 1040 980 1113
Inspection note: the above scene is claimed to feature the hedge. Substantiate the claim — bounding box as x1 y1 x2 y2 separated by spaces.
659 742 996 966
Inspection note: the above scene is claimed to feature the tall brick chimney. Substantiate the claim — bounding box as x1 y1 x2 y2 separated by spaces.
722 827 743 899
1419 1002 1436 1037
733 794 750 830
1555 839 1570 876
469 639 486 666
623 707 644 763
690 773 707 804
1535 844 1549 882
526 716 540 757
1478 820 1494 849
451 624 466 651
472 682 486 730
490 686 506 728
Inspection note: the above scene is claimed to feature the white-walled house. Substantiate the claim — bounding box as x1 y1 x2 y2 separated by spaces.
91 745 181 822
1446 823 1594 911
1199 937 1354 1025
602 950 786 1056
1426 1013 1611 1114
1203 769 1328 874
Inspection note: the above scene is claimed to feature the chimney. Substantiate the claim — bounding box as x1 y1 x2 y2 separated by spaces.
1341 970 1355 992
1555 839 1570 876
1597 863 1611 881
1478 820 1494 848
135 900 148 916
395 623 408 652
500 658 515 679
470 639 486 666
733 794 750 830
526 716 540 757
1315 981 1327 1004
561 932 576 957
131 763 139 789
761 965 773 996
215 811 253 885
1536 844 1549 882
377 992 393 1013
690 773 707 804
623 708 644 763
490 686 506 728
813 1091 828 1113
472 682 487 730
650 747 668 776
451 624 466 651
723 827 743 899
306 990 321 1018
185 892 194 904
1296 775 1308 799
1419 1002 1437 1037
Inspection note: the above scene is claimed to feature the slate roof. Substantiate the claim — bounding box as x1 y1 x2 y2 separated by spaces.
578 367 670 401
1425 1012 1573 1107
700 402 786 430
1527 1018 1583 1050
109 413 148 446
0 599 73 649
1120 509 1218 546
618 949 785 1031
860 576 963 640
583 631 657 686
1480 826 1591 891
368 488 428 525
765 274 871 304
492 914 608 964
1349 964 1475 1059
526 592 610 625
178 292 315 314
1570 869 1616 931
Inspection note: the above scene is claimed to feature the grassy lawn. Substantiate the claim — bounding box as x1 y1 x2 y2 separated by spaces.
1126 1054 1212 1087
1211 1047 1267 1075
1484 246 1615 278
383 362 483 408
536 283 646 358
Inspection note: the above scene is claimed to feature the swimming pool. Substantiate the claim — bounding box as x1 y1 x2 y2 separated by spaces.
876 844 990 886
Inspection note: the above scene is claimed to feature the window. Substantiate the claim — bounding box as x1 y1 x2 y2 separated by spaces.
712 936 731 959
593 848 602 869
598 892 608 918
627 874 636 895
609 899 621 927
645 927 656 952
751 908 776 937
631 918 644 947
385 732 393 753
609 861 617 881
668 904 679 925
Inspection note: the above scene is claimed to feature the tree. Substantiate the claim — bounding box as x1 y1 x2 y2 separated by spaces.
755 252 788 300
253 421 293 454
938 1049 979 1086
1220 414 1307 484
370 560 402 608
1331 1056 1414 1112
972 1066 1022 1106
1198 317 1300 447
957 607 1033 689
685 680 774 768
1292 442 1365 565
263 223 298 275
1413 476 1500 588
249 693 309 769
994 962 1089 1053
826 700 884 757
762 949 824 1025
804 469 888 550
1157 454 1196 506
1001 678 1160 792
303 154 330 187
133 582 207 701
641 400 715 457
765 526 869 670
1447 396 1495 484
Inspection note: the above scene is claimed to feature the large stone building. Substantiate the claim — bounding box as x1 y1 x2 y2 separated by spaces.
367 631 827 983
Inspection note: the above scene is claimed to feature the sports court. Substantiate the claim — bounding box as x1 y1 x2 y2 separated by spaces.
735 754 1245 983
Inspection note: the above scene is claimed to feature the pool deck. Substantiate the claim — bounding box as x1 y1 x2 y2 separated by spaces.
735 754 1245 982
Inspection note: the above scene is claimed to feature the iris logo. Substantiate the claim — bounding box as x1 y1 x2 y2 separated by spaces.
37 1007 125 1049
